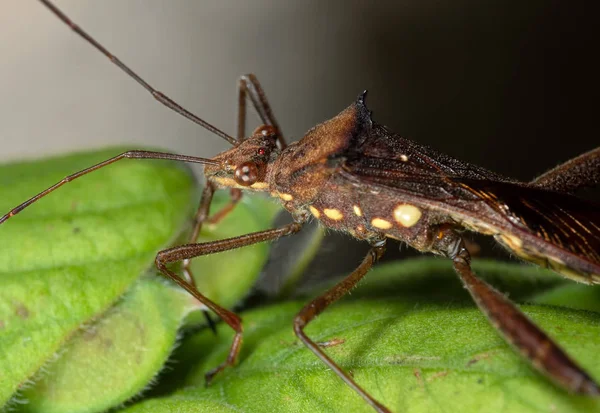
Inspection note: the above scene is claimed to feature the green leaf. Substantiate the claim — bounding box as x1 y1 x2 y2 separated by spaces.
0 149 280 412
18 279 198 413
122 259 600 413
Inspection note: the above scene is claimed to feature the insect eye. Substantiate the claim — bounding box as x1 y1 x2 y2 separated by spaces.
234 162 259 187
257 147 266 156
253 125 277 137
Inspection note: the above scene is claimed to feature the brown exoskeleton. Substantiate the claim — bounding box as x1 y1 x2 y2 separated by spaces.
2 1 599 412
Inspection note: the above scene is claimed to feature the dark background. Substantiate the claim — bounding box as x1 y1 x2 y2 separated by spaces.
1 1 598 288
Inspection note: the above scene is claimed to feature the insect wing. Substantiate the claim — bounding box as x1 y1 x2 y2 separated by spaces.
455 178 600 283
343 153 600 284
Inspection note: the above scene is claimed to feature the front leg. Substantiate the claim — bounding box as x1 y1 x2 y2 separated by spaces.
182 184 244 287
155 221 303 382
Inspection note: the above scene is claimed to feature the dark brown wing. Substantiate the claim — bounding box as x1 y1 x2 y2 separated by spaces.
341 150 600 283
334 107 599 282
455 179 600 259
453 178 600 282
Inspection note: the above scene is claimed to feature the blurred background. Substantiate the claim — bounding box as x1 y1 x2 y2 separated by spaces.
2 1 597 173
1 1 598 287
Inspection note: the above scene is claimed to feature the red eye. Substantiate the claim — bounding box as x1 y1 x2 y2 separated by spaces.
257 148 266 156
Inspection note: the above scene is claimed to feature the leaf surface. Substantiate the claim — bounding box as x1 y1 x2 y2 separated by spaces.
124 259 600 413
0 149 280 412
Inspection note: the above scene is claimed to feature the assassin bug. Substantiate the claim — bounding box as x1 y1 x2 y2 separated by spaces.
2 1 600 412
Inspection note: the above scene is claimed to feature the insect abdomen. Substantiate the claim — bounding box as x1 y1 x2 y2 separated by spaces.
307 178 437 250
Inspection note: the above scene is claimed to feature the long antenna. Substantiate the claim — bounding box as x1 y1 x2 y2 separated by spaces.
39 0 237 146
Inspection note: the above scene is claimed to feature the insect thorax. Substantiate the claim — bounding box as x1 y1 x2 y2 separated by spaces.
268 101 438 248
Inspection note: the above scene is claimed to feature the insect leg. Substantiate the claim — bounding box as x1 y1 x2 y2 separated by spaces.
206 189 243 225
440 229 600 395
238 74 286 149
531 146 599 193
181 183 216 287
181 185 241 330
0 150 219 225
180 185 243 285
155 221 303 383
200 74 286 231
177 182 220 331
293 241 391 413
198 74 285 231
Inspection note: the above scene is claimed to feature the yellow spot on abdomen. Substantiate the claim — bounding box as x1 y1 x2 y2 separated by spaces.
371 218 393 230
324 208 344 221
393 204 422 227
279 193 293 201
353 205 363 216
309 206 321 219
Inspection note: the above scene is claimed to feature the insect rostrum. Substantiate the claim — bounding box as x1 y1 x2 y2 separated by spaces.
2 1 599 412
